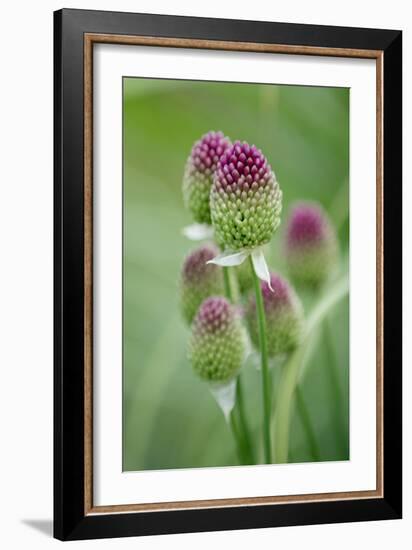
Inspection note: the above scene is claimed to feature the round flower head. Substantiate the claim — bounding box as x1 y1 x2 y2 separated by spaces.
284 202 338 288
180 245 224 324
247 273 303 358
210 141 282 251
189 297 246 383
182 131 232 224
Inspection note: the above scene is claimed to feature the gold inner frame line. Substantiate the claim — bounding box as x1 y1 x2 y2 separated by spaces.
83 33 384 515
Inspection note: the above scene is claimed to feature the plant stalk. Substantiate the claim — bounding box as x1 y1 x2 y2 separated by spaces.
272 274 349 463
236 376 254 463
223 266 254 463
295 385 321 462
249 256 272 464
223 266 233 302
323 320 348 457
228 410 246 464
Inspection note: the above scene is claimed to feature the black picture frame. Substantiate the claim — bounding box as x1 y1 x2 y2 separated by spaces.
54 8 402 541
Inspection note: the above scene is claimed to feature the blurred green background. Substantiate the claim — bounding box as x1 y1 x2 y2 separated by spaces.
123 78 349 471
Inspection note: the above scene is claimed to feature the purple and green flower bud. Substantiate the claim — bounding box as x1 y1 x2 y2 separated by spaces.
180 245 224 324
189 296 246 383
182 131 232 224
210 141 282 250
284 202 338 288
247 273 303 358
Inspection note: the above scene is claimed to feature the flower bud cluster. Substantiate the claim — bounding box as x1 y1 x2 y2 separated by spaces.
189 297 246 382
247 273 303 358
182 131 231 224
210 141 282 250
284 203 338 288
180 245 224 324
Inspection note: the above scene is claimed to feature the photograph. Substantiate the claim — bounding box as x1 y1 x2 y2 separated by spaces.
51 6 402 541
122 77 350 471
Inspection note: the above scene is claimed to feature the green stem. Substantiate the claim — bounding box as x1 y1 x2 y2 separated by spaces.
236 377 254 463
272 274 349 463
323 320 348 457
229 409 249 465
223 266 254 463
249 256 272 464
223 266 233 302
295 385 321 462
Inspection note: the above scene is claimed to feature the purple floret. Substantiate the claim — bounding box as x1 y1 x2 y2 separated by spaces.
190 131 231 175
285 203 329 249
261 274 291 308
283 202 338 288
182 245 219 283
215 141 272 191
195 296 231 334
246 271 303 357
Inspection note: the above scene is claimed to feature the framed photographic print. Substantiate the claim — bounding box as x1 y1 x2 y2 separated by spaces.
54 8 402 541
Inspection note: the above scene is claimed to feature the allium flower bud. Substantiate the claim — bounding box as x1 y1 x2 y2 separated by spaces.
210 141 282 250
189 297 246 383
247 273 303 358
180 245 224 324
284 202 338 288
182 131 232 224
